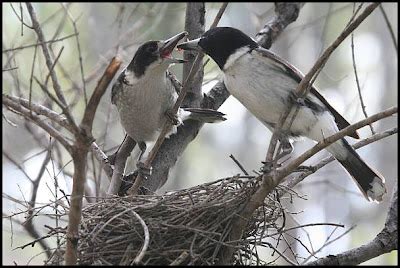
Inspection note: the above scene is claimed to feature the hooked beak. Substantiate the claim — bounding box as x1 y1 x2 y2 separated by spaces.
176 38 202 51
159 31 188 64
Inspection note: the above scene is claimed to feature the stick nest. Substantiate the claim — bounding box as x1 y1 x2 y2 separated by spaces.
68 176 289 265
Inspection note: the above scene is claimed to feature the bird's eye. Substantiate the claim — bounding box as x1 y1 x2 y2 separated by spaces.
146 46 157 53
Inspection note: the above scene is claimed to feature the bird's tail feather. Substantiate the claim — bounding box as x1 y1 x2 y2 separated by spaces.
327 138 386 202
182 108 226 123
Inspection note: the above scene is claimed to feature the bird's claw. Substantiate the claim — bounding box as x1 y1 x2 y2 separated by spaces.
107 152 117 165
295 165 317 173
288 91 305 106
165 109 180 125
136 162 152 179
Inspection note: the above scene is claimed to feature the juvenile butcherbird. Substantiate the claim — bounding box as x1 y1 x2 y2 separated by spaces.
111 31 226 176
178 27 386 202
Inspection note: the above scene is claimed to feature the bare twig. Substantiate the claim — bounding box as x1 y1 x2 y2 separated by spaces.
229 154 249 176
107 136 136 195
26 2 80 136
209 3 229 29
3 96 73 151
80 56 122 135
61 3 88 105
379 4 398 54
2 33 77 53
65 56 121 265
307 187 397 265
182 2 205 108
285 127 398 190
132 211 150 264
351 3 374 134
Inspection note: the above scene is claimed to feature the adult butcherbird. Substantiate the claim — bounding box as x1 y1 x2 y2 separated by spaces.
177 27 386 202
112 31 226 175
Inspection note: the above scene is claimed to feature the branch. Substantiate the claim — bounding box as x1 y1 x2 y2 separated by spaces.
26 3 80 136
182 2 206 108
80 56 121 135
217 106 397 264
107 136 136 195
3 94 75 133
285 127 398 190
255 3 304 49
3 95 73 152
307 187 397 265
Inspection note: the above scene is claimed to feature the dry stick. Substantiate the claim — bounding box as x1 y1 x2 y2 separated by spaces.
285 127 398 190
221 106 397 264
3 96 73 151
307 187 398 265
107 136 137 195
81 57 121 134
219 3 382 264
2 33 77 53
379 4 398 54
351 4 374 135
26 3 80 137
64 57 121 265
127 2 229 195
61 3 88 105
131 210 150 265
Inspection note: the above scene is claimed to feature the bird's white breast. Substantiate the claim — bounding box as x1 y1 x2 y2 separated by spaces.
115 69 177 142
223 48 338 141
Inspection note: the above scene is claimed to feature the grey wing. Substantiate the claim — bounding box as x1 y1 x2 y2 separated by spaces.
255 47 359 139
111 70 126 105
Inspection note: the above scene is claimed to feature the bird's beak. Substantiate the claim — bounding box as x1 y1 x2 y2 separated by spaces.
176 38 201 51
159 31 188 64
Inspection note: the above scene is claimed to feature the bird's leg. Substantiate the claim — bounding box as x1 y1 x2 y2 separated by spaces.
276 135 294 159
136 161 152 178
260 135 292 174
137 142 147 161
165 108 180 125
135 141 152 179
107 134 130 165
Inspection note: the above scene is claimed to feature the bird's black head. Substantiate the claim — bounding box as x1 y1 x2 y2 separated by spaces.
127 32 188 77
177 27 258 70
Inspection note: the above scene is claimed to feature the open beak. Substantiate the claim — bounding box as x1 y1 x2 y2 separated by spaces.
176 38 201 51
159 31 188 64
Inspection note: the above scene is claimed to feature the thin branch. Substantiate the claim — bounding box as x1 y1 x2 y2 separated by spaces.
209 3 229 29
26 2 80 136
307 187 397 265
107 136 136 196
379 4 398 54
285 127 398 190
351 3 374 134
229 154 249 176
90 142 113 180
3 96 73 152
132 211 150 265
3 94 75 133
80 56 122 136
61 3 88 105
2 33 78 53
